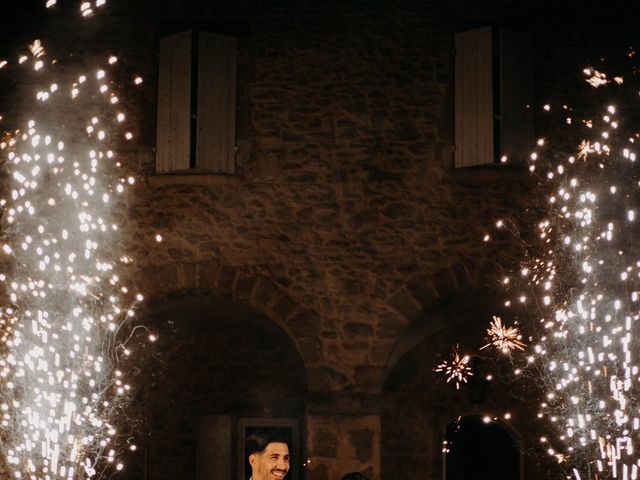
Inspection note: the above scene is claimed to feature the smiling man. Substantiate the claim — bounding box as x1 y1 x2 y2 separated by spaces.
246 429 291 480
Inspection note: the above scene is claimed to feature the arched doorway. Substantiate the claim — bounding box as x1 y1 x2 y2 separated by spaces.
123 295 308 480
381 298 524 480
444 416 520 480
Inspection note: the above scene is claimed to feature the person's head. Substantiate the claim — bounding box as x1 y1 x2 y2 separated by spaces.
340 473 368 480
246 429 291 480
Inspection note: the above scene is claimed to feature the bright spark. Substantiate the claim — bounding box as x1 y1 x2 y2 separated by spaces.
500 62 640 479
480 315 526 354
0 1 143 479
435 344 473 389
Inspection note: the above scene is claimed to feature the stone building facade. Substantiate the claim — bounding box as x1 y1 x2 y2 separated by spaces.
2 0 639 479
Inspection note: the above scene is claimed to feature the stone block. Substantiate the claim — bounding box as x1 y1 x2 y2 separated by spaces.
369 339 396 365
310 428 338 458
353 366 385 393
270 295 298 322
433 267 458 300
452 262 473 291
251 277 280 311
406 278 438 307
288 309 320 338
376 312 406 339
305 464 328 480
175 263 197 290
213 266 238 297
348 427 374 462
155 264 179 295
234 275 258 300
307 366 348 392
344 322 374 337
306 414 381 480
195 261 219 290
341 340 369 351
291 338 320 367
387 289 421 320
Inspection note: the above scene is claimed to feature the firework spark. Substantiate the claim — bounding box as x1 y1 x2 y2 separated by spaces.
584 68 610 88
501 62 640 480
0 2 145 479
480 316 525 354
435 345 473 389
45 0 108 17
577 139 596 159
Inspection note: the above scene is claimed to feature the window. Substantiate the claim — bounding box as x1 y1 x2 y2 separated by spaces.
454 26 533 168
156 30 237 174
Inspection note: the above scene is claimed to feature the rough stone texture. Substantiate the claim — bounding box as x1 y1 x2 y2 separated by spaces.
117 0 535 393
307 415 381 480
382 315 562 480
0 0 637 479
349 428 374 463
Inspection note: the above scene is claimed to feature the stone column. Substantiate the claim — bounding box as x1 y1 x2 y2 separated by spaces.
304 394 382 480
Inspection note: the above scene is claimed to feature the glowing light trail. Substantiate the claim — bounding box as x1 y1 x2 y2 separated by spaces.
495 65 640 479
435 344 473 389
0 1 145 478
480 316 526 354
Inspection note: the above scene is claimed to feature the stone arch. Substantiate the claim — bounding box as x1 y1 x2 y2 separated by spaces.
130 260 326 388
380 293 517 480
383 290 501 381
368 264 481 390
125 269 311 480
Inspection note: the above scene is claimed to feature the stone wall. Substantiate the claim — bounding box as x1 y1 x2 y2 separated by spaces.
115 1 534 476
306 414 380 480
2 0 639 479
119 0 535 396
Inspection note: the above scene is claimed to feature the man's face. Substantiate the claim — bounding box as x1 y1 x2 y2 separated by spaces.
249 441 290 480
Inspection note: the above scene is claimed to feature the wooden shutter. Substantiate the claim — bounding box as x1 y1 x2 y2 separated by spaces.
499 27 534 165
455 27 494 168
156 31 192 173
197 415 232 480
196 33 237 174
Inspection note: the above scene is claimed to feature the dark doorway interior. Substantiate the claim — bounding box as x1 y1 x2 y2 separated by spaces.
126 296 307 480
445 416 519 480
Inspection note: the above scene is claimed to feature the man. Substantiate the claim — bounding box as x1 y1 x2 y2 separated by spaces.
246 429 291 480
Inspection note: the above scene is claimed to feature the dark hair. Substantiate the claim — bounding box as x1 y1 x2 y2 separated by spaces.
340 474 368 480
245 428 291 457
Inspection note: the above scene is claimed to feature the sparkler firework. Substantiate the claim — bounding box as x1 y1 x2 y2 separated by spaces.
480 315 526 354
435 344 473 389
0 1 145 478
494 61 640 479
